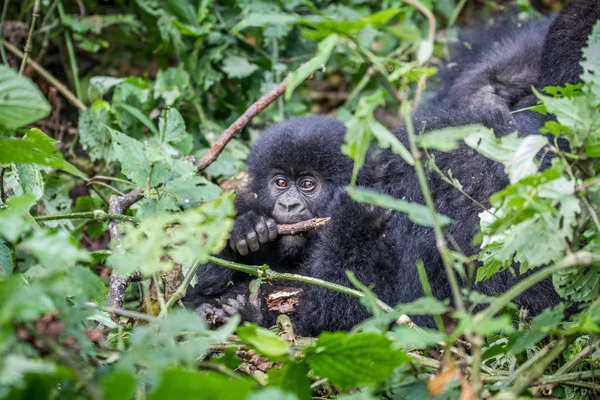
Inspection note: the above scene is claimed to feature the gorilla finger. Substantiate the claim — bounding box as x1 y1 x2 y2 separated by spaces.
266 218 278 241
255 218 269 244
246 232 260 252
229 239 236 251
236 239 249 256
222 303 239 316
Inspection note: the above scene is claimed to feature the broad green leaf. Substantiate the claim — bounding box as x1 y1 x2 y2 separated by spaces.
464 130 548 183
149 369 256 400
222 56 260 79
418 124 490 152
268 362 310 400
158 108 186 145
285 34 338 101
237 324 290 358
21 230 91 271
387 326 446 350
89 76 126 97
348 187 452 227
368 118 414 165
99 371 137 400
305 332 410 391
416 40 433 65
164 176 222 208
0 65 51 129
0 194 36 242
79 100 114 162
108 127 152 187
13 163 44 200
154 67 190 106
0 238 12 279
394 297 449 315
0 129 86 178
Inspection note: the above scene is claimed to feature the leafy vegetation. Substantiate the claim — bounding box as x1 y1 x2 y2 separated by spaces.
0 0 598 399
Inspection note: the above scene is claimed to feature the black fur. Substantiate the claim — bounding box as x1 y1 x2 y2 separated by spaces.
296 0 599 335
183 116 370 325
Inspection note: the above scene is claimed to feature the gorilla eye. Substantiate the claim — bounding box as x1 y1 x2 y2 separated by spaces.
300 179 315 191
275 178 288 188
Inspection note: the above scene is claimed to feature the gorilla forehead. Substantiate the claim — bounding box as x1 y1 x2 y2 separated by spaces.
248 115 354 186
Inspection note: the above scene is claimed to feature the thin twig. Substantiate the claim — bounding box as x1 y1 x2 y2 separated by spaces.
183 76 290 171
34 210 139 224
87 180 126 196
2 39 87 111
161 262 202 315
20 0 40 74
277 217 330 235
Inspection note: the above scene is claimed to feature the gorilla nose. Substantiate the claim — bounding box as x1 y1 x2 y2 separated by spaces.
279 200 301 211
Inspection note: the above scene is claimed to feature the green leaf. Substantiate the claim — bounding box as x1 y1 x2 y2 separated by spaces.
416 40 433 65
158 108 186 145
368 119 414 165
79 100 114 162
581 20 600 103
237 324 290 358
348 187 452 227
99 371 137 400
285 34 338 101
232 13 300 33
222 56 260 79
394 297 449 315
149 369 256 400
13 163 44 200
0 238 12 279
116 103 159 135
0 129 86 178
154 67 190 106
21 230 91 271
108 127 152 187
418 124 490 152
108 194 234 276
268 362 310 400
304 332 410 391
464 130 548 183
89 76 126 97
342 118 370 186
0 194 36 242
387 326 446 350
0 65 51 129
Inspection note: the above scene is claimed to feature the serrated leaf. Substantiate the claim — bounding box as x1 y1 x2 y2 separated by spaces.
154 67 190 106
0 129 86 178
108 127 152 187
158 108 186 145
0 238 12 279
348 187 451 227
108 194 234 276
0 65 51 129
221 56 260 79
464 130 548 183
305 332 410 391
581 20 600 103
13 163 44 200
237 324 290 358
418 124 491 152
285 34 338 101
387 326 446 350
79 100 113 162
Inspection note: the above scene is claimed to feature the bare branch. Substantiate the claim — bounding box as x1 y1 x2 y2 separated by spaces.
183 76 289 171
277 217 331 235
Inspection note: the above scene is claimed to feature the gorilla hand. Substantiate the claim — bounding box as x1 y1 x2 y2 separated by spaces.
229 211 277 255
196 293 247 326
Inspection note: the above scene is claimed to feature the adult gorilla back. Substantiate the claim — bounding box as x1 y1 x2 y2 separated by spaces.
296 0 599 335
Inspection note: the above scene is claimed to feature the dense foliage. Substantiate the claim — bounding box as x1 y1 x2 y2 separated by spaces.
0 0 598 399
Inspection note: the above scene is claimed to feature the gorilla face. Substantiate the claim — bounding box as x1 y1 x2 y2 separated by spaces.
268 171 326 252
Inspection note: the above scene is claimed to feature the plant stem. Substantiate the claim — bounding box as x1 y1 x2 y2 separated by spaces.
161 262 201 314
270 37 284 120
57 1 82 102
20 0 40 74
2 39 86 110
0 167 6 203
34 210 139 224
0 0 10 64
206 256 393 312
402 103 465 313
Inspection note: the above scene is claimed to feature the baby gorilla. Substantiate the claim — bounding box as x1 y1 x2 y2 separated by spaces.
183 116 372 325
